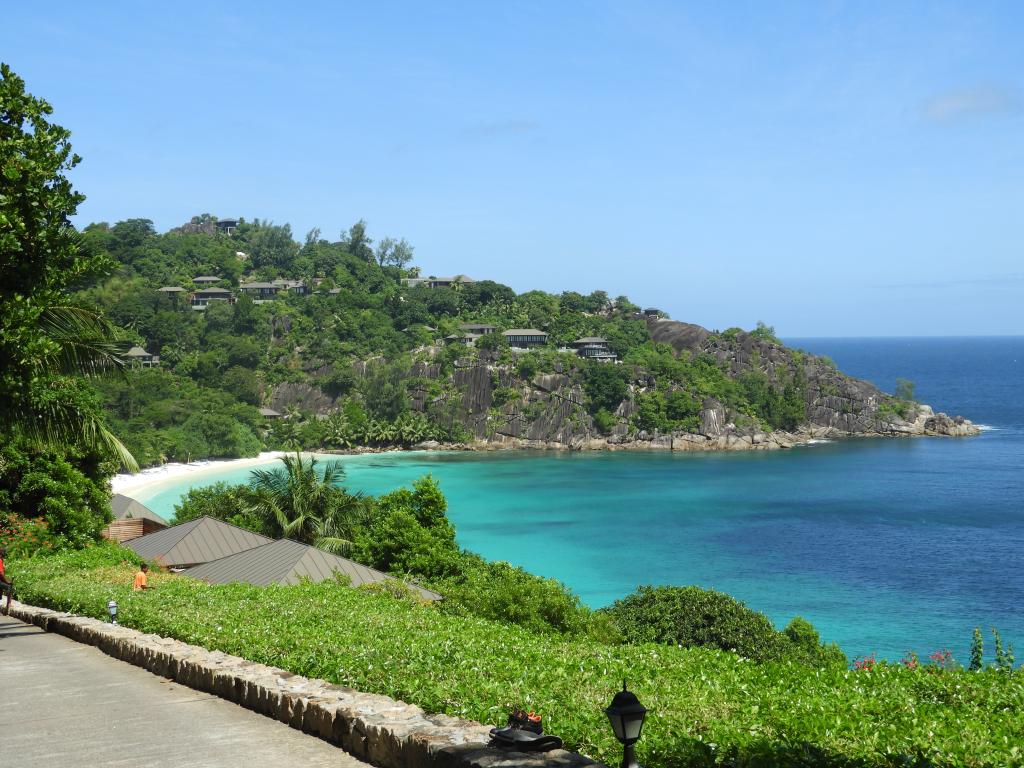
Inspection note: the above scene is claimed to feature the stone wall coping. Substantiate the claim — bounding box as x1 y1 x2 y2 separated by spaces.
8 601 602 768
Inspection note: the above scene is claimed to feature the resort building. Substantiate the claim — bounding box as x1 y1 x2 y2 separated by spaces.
502 329 548 348
185 538 442 600
124 345 159 367
125 516 274 570
271 278 309 296
216 219 239 235
121 516 442 600
190 287 234 310
102 495 168 543
259 407 283 419
445 333 480 347
157 286 186 297
193 275 222 286
460 323 496 335
238 281 283 302
571 336 617 361
401 275 475 289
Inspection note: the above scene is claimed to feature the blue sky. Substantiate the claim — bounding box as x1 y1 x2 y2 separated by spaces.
4 2 1022 335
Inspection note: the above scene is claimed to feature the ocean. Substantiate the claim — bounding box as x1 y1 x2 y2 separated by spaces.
135 337 1024 661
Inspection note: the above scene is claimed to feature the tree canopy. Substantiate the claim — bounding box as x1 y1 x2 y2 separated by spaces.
0 63 135 469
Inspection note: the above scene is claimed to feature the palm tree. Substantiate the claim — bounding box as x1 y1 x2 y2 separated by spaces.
248 452 366 554
322 412 353 449
3 303 138 471
1 66 138 471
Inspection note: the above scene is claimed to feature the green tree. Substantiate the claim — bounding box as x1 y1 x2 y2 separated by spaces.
248 453 367 553
0 63 136 470
895 377 916 402
582 362 629 415
171 482 267 533
374 236 414 269
344 219 374 262
239 219 298 270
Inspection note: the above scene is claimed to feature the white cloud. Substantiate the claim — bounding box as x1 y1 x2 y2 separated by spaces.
920 84 1022 123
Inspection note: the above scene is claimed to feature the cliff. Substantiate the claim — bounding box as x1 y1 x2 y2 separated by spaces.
272 318 978 452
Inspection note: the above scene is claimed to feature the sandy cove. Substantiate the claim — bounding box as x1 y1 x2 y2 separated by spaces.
110 451 288 497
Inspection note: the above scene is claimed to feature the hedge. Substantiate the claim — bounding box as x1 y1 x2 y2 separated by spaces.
10 546 1023 768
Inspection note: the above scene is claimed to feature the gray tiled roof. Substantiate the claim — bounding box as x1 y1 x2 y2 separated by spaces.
502 329 547 336
185 538 442 601
125 516 273 568
193 287 232 296
574 336 608 344
110 494 168 525
239 282 279 290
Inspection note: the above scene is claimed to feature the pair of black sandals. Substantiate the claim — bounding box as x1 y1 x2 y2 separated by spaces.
489 708 563 752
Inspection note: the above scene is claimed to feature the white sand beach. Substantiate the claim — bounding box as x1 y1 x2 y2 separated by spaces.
110 452 288 497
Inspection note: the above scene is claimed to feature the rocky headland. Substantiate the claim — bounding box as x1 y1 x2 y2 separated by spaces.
274 318 978 454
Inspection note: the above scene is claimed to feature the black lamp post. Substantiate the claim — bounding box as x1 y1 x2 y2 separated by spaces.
604 682 647 768
107 600 118 625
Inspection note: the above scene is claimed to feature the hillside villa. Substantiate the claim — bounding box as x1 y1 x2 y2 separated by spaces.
401 275 475 289
502 329 548 348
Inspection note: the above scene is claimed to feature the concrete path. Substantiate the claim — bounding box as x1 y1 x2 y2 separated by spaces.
0 613 368 767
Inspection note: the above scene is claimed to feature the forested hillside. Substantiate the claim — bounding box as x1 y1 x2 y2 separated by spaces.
74 215 974 467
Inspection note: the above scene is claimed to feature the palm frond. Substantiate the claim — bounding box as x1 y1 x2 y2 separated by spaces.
14 398 138 472
37 305 131 376
312 536 353 556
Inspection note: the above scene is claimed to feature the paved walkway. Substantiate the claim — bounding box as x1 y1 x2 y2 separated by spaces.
0 614 368 767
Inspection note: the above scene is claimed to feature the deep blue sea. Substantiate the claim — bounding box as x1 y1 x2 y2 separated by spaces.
137 337 1024 661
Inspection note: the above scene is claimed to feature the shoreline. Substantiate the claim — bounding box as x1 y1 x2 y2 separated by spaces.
112 416 984 501
110 451 288 497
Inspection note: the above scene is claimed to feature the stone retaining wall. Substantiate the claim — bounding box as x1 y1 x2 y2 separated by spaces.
8 601 600 768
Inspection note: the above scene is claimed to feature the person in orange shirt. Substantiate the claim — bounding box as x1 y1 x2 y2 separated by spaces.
0 546 14 615
133 563 150 591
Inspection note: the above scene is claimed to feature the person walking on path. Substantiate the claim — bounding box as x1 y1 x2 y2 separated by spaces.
0 546 14 614
133 563 149 591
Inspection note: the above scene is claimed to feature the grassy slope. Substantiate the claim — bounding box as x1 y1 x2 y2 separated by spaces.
12 546 1023 768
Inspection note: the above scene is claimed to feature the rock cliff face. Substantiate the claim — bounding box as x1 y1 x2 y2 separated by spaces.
280 319 979 452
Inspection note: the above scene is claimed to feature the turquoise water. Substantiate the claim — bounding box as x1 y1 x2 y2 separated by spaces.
134 337 1024 661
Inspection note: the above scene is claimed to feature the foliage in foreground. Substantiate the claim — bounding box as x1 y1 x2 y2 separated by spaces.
11 545 1024 768
0 437 113 547
0 63 135 471
173 466 614 640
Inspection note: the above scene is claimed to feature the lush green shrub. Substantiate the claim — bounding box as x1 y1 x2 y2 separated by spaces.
0 438 113 547
605 585 790 662
515 354 539 381
171 482 268 531
432 551 619 642
581 362 629 415
592 408 617 434
0 513 64 556
491 386 520 408
11 547 1023 768
782 616 847 668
